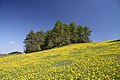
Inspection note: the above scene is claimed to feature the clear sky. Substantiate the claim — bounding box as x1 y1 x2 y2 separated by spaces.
0 0 120 54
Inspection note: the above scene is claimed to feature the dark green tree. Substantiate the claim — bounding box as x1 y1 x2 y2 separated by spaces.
44 30 54 49
82 26 92 42
52 20 64 47
24 30 37 53
77 25 84 42
35 30 45 51
77 25 92 43
63 23 71 45
8 51 22 55
69 22 78 43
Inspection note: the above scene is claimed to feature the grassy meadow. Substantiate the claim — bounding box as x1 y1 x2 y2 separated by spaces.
0 40 120 79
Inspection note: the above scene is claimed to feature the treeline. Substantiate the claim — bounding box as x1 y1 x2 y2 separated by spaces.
8 51 23 55
24 20 92 53
0 51 22 58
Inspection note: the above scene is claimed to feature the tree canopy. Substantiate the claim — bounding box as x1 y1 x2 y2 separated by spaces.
24 20 92 53
8 51 22 55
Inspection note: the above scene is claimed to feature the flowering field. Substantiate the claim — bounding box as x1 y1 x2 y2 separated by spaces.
0 40 120 79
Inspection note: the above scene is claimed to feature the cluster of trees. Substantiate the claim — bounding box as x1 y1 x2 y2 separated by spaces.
24 20 92 53
8 51 23 55
0 51 22 58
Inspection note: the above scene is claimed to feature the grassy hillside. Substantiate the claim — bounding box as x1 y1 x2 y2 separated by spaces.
0 40 120 79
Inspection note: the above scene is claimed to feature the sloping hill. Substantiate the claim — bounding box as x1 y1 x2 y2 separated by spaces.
0 41 120 79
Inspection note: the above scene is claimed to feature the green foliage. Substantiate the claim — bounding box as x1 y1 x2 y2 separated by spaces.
44 30 54 49
52 20 65 47
24 20 92 53
24 30 36 53
70 22 78 43
77 25 92 43
35 30 45 50
63 24 71 45
8 51 22 55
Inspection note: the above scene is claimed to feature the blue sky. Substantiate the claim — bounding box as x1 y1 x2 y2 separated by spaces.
0 0 120 54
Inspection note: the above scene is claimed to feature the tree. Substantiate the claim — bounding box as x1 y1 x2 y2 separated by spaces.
24 30 37 53
69 22 78 43
35 30 45 51
8 51 22 55
44 30 54 49
77 25 84 42
82 26 92 42
63 23 71 45
52 20 64 47
77 25 92 43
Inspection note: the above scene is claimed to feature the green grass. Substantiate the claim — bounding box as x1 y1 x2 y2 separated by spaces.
0 40 120 79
